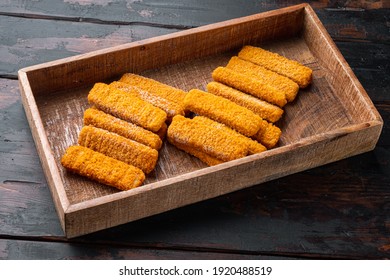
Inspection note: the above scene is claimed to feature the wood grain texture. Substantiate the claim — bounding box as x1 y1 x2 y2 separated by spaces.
0 239 295 260
0 15 179 77
0 0 389 259
1 2 388 78
18 4 383 238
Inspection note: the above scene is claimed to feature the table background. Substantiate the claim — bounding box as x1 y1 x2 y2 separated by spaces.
0 0 389 259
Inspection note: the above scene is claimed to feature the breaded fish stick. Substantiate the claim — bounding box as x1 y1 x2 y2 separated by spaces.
78 126 159 174
169 138 224 166
61 146 145 191
156 122 168 140
206 81 284 123
84 108 162 150
167 115 249 162
184 89 262 137
119 73 186 107
226 56 299 102
212 67 287 107
88 83 167 132
192 116 266 155
110 81 185 119
238 45 312 88
253 120 282 149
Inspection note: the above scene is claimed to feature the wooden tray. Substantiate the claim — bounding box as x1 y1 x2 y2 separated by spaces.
18 4 383 238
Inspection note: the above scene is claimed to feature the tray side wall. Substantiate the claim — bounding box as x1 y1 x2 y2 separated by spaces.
17 71 69 230
302 5 383 126
65 122 382 237
23 5 305 96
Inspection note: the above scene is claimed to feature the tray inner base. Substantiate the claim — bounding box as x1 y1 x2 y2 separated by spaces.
35 36 361 204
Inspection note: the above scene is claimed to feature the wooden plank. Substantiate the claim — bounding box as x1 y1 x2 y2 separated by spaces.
0 239 293 260
336 42 389 102
0 15 179 77
0 79 45 184
0 0 275 27
1 8 388 92
0 0 387 27
0 78 63 236
1 1 389 259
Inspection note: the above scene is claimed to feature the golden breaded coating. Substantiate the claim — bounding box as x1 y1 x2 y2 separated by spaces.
83 108 162 150
206 81 284 123
252 119 282 149
88 83 167 132
61 145 145 191
119 73 186 108
170 138 224 166
226 56 299 102
212 67 287 107
156 122 168 140
167 115 249 162
78 126 159 174
110 81 185 119
192 116 266 155
238 45 313 88
184 89 262 137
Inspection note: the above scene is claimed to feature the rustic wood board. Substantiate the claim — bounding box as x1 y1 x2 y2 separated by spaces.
2 78 389 258
18 4 383 238
0 238 296 260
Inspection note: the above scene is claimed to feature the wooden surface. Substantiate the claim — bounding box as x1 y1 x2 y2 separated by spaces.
1 0 389 259
18 4 383 238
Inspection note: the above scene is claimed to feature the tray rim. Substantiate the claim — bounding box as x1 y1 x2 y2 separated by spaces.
17 3 383 237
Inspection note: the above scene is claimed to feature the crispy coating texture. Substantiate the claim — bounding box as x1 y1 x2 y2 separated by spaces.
119 73 186 109
184 89 262 137
207 81 284 123
192 116 266 155
170 138 224 166
156 122 168 140
212 67 287 107
78 126 159 174
238 45 313 88
110 81 185 119
83 108 162 150
88 83 167 132
167 115 249 162
61 145 145 191
252 120 282 149
226 56 299 102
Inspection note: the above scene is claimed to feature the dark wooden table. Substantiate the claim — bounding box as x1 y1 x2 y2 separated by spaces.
0 0 389 259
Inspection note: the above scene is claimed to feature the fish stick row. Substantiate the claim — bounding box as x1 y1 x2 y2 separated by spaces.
202 44 313 151
61 145 145 191
62 73 190 190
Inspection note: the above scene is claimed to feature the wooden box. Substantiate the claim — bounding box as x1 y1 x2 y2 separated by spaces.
18 4 383 238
